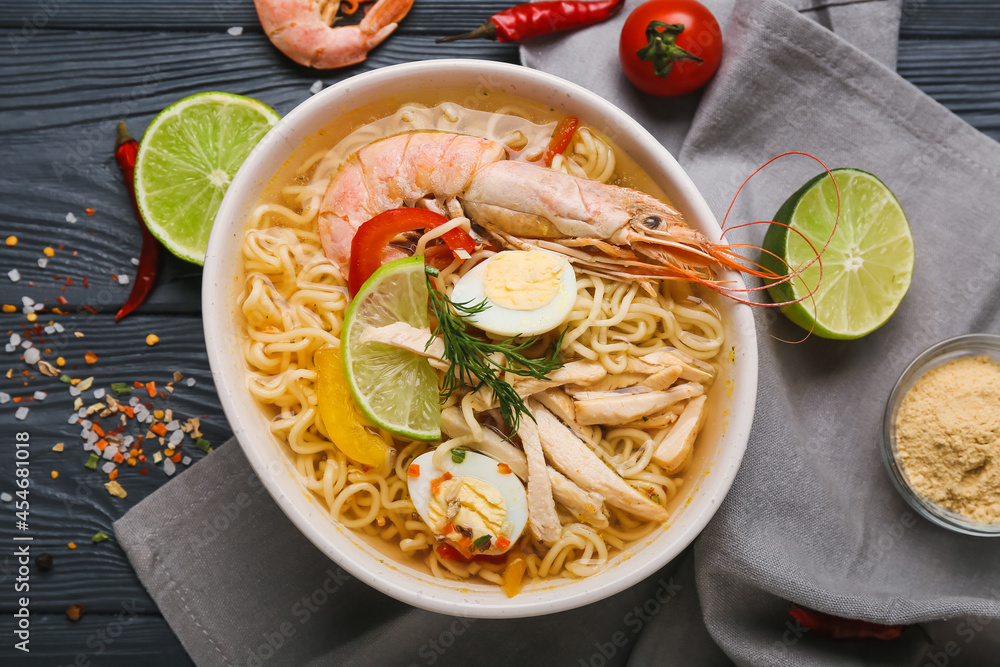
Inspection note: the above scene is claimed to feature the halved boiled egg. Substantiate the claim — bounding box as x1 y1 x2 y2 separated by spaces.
450 250 576 337
407 450 527 556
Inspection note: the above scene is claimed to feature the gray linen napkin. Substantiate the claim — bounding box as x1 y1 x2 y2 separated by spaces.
116 0 1000 664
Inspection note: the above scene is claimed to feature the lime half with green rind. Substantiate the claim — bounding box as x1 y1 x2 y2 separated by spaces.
342 256 441 442
761 168 915 339
134 92 280 265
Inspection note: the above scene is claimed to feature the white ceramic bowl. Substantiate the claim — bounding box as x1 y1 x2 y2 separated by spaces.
203 60 757 618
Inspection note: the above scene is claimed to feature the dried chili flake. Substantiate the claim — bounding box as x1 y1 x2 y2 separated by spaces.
145 381 156 397
56 296 68 305
85 208 95 216
66 603 85 622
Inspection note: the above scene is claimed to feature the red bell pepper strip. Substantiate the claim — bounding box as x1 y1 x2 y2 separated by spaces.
437 0 626 43
542 116 579 166
435 544 508 564
348 208 476 295
789 606 904 640
114 122 159 321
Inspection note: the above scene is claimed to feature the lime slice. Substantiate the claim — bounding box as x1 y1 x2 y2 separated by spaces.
342 257 441 441
762 168 915 339
134 92 280 265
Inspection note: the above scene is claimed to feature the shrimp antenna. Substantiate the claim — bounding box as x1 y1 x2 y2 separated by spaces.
698 152 841 331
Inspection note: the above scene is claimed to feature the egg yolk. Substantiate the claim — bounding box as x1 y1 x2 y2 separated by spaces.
483 251 565 311
427 476 507 540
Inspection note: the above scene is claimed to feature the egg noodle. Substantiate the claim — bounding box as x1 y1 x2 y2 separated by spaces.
239 103 725 589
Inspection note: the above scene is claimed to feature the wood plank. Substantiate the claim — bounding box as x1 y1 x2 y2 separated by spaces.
0 613 193 666
897 39 1000 140
0 313 232 612
0 0 514 34
2 0 999 38
0 31 516 310
900 1 1000 39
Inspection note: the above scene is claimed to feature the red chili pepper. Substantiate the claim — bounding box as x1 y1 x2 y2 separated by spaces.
348 208 476 295
437 0 625 43
114 122 159 322
542 116 579 166
789 606 904 640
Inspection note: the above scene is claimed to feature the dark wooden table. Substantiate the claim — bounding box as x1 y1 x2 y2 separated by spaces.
1 1 999 664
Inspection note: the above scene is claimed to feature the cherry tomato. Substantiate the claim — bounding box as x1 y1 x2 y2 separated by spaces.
618 0 722 97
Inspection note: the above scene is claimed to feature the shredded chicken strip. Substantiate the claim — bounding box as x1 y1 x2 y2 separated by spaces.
518 411 562 544
531 404 669 522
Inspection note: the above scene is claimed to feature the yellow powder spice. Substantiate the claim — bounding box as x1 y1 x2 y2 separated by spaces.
896 355 1000 523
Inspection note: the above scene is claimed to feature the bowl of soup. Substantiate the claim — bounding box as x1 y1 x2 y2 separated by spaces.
203 59 758 617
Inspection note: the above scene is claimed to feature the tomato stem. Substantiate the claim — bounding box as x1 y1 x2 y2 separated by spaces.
637 21 703 78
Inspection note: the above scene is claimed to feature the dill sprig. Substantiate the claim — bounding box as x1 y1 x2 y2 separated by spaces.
424 271 564 431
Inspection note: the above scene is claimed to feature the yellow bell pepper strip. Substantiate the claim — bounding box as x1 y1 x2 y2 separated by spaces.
315 347 389 467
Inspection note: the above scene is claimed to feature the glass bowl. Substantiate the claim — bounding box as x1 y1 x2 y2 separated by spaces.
882 333 1000 536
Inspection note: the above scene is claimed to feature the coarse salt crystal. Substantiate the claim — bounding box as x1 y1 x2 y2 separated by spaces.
66 212 77 223
87 432 99 446
4 344 13 353
80 419 92 429
103 446 119 460
123 435 134 446
21 340 32 349
69 385 81 397
102 462 115 474
94 388 105 399
9 333 20 346
0 392 9 404
166 420 180 431
186 377 196 387
131 257 140 266
77 407 87 418
164 458 176 476
44 325 55 334
8 269 20 282
0 492 11 502
37 258 48 269
15 407 29 420
68 413 79 424
24 348 40 364
129 396 140 407
118 274 130 285
143 413 153 424
182 456 192 465
22 296 34 307
168 430 184 446
54 322 65 333
227 25 243 35
33 391 46 401
83 441 94 452
310 80 323 94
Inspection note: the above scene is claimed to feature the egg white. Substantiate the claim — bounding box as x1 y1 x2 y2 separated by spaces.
449 250 576 337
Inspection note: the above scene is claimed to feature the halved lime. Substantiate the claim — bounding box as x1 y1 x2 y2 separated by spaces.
342 257 441 441
134 92 280 265
761 168 915 339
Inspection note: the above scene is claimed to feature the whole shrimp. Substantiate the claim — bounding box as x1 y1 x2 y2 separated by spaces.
255 0 414 69
318 132 770 291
